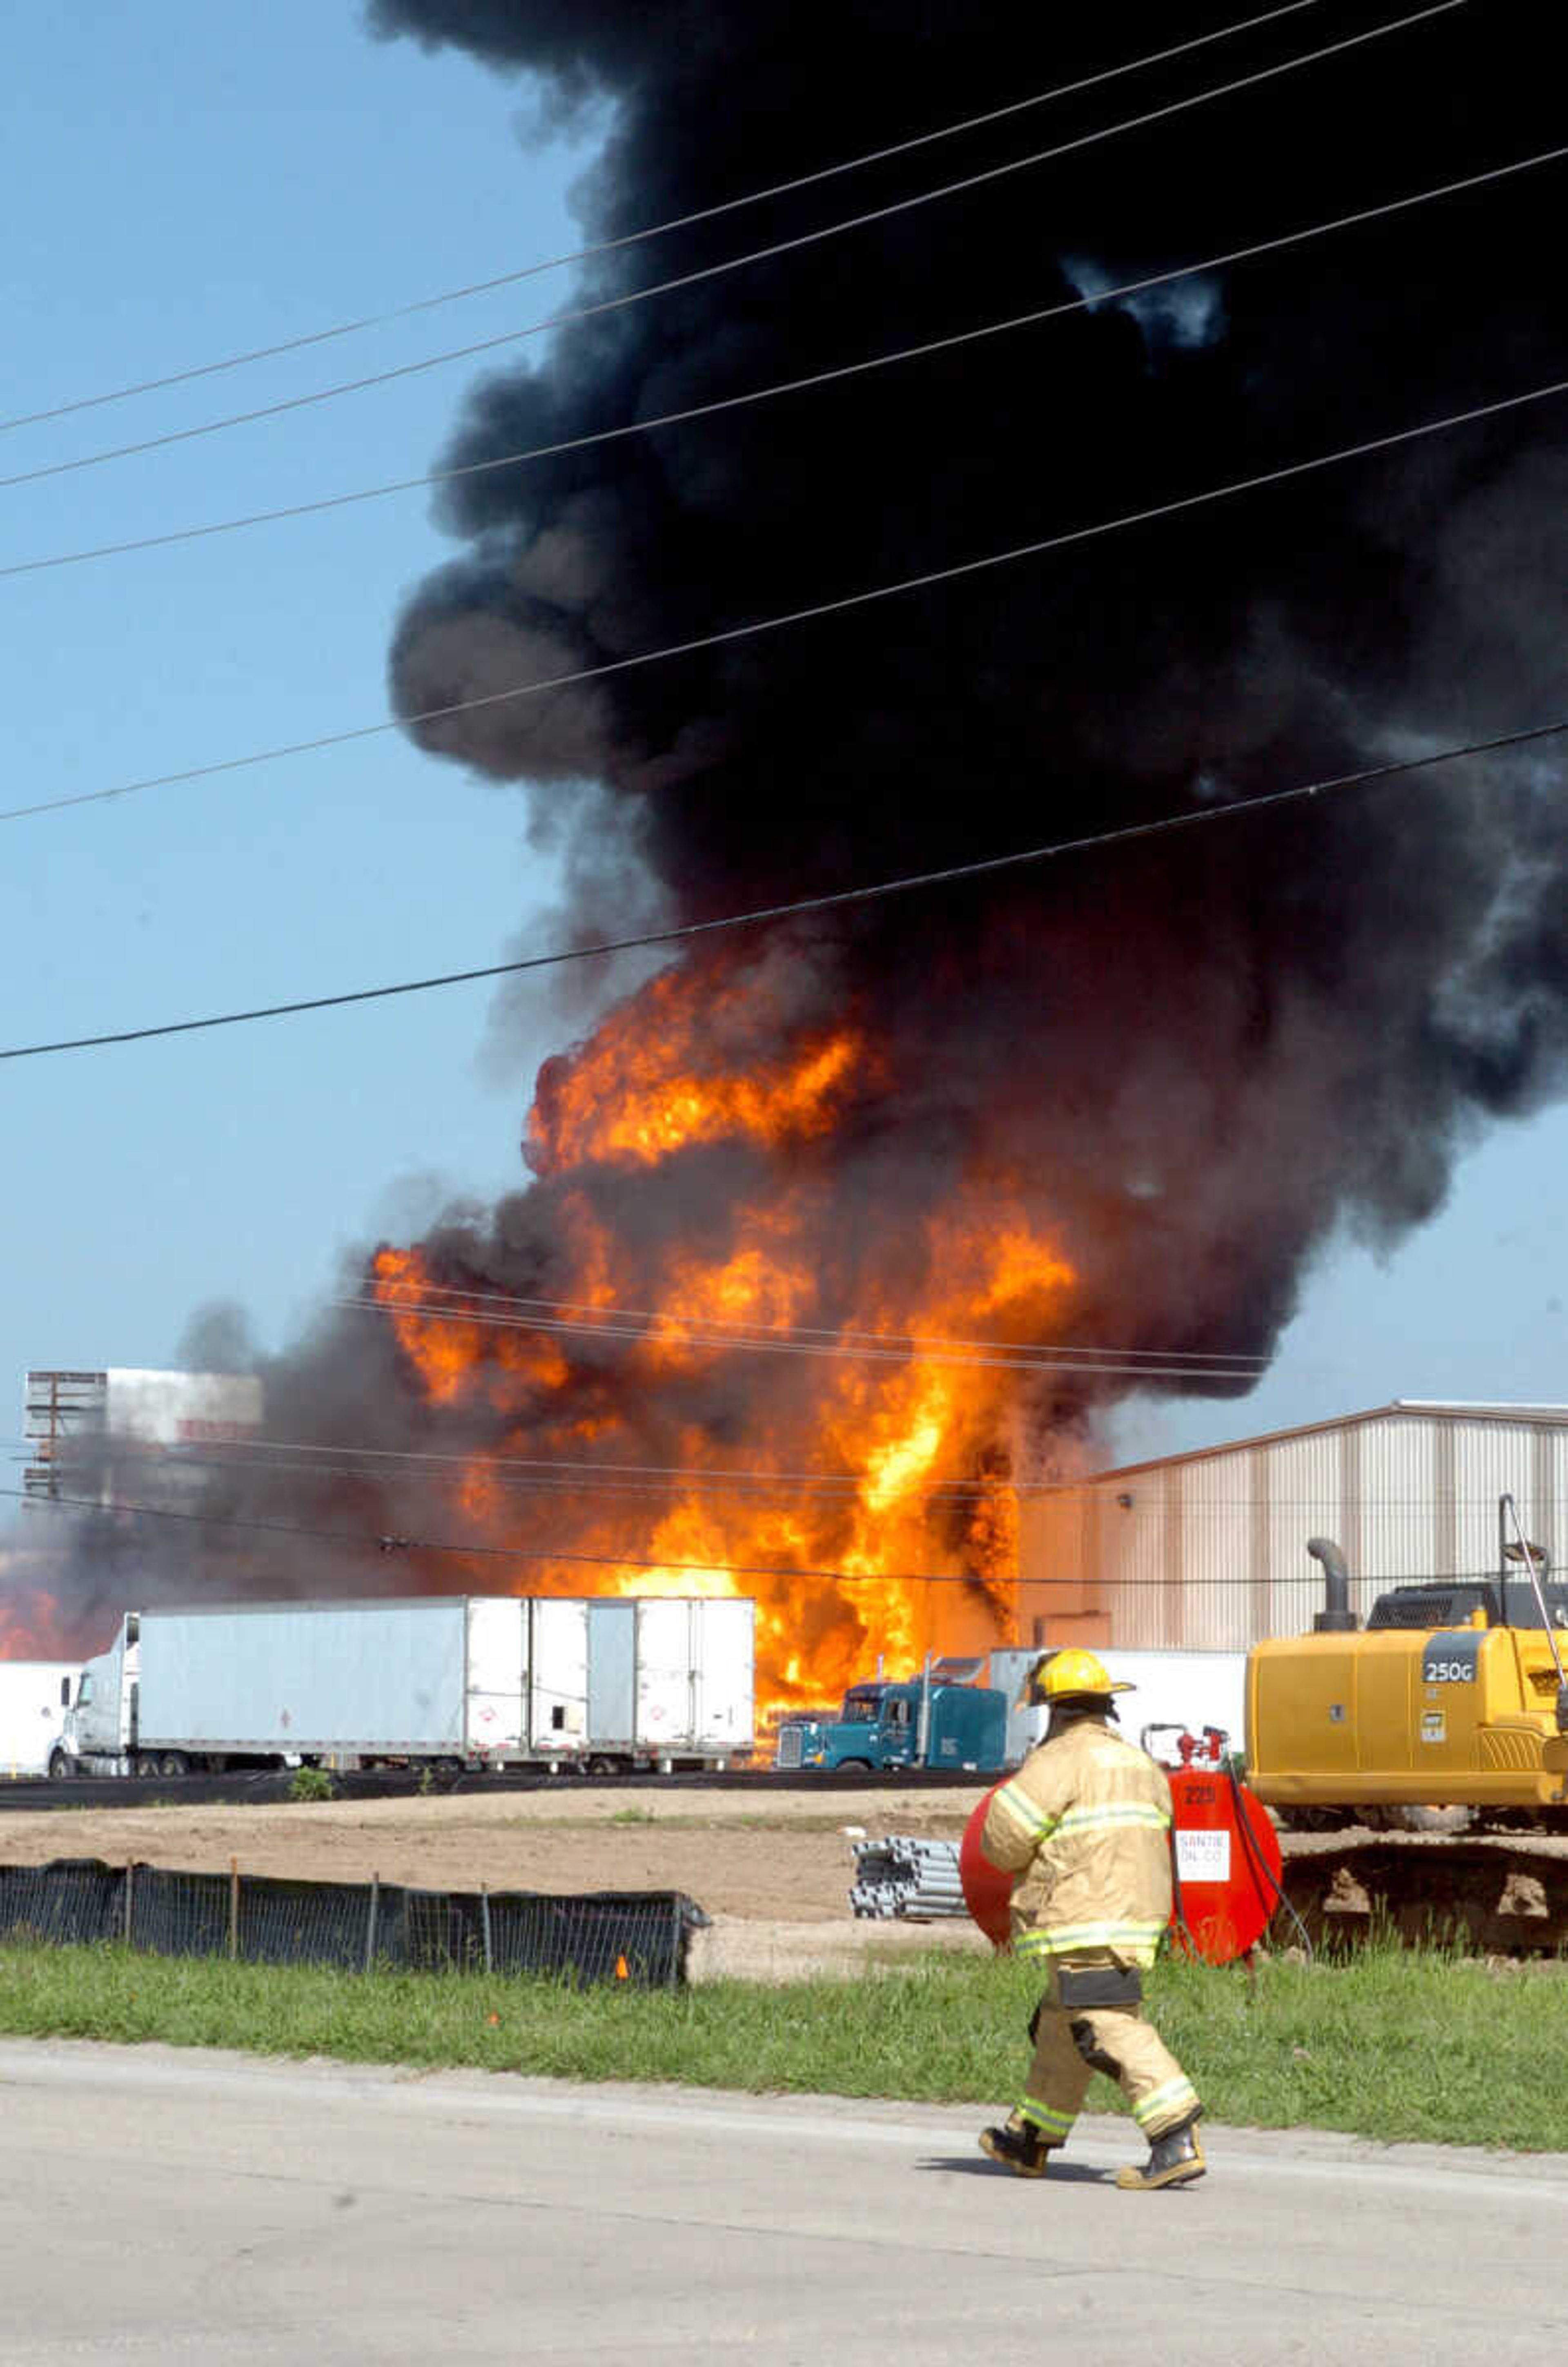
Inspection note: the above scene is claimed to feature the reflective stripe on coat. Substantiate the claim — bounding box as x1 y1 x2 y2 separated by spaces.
981 1717 1173 1967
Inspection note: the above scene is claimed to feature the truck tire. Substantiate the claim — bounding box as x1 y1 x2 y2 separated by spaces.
835 1758 872 1772
47 1748 73 1782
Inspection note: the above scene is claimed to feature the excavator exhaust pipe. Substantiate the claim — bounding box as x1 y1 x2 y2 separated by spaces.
1308 1537 1359 1633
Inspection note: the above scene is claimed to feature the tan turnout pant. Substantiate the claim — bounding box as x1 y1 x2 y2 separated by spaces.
1016 1949 1200 2148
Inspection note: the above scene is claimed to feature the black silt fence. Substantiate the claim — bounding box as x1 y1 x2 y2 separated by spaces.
236 1872 384 1972
0 1859 123 1947
480 1890 698 1986
0 1859 706 1987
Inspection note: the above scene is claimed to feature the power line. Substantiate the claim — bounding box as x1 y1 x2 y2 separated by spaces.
103 1449 897 1509
6 359 1562 842
91 1433 1051 1497
5 1431 1005 1489
3 1487 1518 1593
174 1458 1566 1514
115 1447 1049 1502
357 1278 1269 1367
9 1429 1562 1508
0 1482 1043 1584
3 1442 1017 1501
10 134 1557 584
141 1460 1568 1518
0 0 1328 439
4 712 1566 1061
339 1293 1267 1382
0 2 1461 497
18 1431 1565 1514
93 1446 1062 1510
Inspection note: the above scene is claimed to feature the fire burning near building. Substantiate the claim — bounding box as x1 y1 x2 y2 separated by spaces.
16 2 1568 1712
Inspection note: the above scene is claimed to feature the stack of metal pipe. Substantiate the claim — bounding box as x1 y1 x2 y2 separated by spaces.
849 1835 967 1920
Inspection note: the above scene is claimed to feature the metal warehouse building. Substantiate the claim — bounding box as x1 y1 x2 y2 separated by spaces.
1018 1401 1568 1656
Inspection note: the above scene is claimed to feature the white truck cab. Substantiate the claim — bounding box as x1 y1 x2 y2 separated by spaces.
52 1615 140 1778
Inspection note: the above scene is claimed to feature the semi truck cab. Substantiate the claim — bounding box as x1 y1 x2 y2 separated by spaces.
776 1676 1008 1772
53 1616 139 1776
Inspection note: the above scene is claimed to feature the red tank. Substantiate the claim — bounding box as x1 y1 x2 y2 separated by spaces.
958 1761 1283 1964
1165 1764 1282 1964
958 1783 1013 1948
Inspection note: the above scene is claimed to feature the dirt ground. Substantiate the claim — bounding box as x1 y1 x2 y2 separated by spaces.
15 1788 1558 1980
0 1785 995 1981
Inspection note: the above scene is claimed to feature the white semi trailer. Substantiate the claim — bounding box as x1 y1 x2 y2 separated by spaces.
0 1661 78 1777
50 1595 755 1778
987 1647 1248 1765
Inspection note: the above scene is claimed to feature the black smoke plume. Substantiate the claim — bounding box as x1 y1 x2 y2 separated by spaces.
369 0 1568 1322
24 0 1568 1656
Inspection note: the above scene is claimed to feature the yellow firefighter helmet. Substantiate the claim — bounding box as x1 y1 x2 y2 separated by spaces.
1025 1647 1134 1703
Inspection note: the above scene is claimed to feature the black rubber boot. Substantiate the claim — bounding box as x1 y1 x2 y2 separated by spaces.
978 2121 1056 2178
1115 2118 1205 2191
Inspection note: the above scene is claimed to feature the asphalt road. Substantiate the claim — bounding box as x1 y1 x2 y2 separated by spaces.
3 2043 1566 2364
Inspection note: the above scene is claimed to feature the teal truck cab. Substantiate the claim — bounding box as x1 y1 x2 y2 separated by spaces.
774 1674 1009 1772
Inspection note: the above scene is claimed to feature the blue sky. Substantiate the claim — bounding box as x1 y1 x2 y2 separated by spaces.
2 4 1565 1529
2 5 593 1485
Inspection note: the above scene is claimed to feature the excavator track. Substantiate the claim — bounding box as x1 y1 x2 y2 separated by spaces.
1280 1830 1568 1954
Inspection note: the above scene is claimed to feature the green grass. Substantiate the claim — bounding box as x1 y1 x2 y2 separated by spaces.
0 1939 1561 2151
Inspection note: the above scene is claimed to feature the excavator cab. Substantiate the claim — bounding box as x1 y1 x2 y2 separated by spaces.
1247 1499 1568 1823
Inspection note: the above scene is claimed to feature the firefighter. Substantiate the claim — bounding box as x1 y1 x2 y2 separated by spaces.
977 1647 1205 2191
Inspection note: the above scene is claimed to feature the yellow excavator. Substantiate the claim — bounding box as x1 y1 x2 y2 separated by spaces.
1247 1493 1568 1831
1241 1495 1568 1948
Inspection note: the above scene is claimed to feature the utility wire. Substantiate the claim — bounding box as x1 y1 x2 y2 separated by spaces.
0 1482 1060 1584
134 1452 1568 1516
2 1486 1517 1594
104 1444 1060 1502
4 713 1566 1061
20 1456 1548 1515
12 1438 1560 1513
340 1293 1267 1382
0 2 1461 497
4 1435 1055 1498
18 1436 1562 1513
98 1436 1029 1493
362 1297 1267 1373
4 355 1562 842
0 0 1329 439
359 1279 1269 1367
8 134 1556 583
74 1439 884 1496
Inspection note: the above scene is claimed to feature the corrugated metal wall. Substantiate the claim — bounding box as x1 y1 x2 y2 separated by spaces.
1019 1410 1568 1651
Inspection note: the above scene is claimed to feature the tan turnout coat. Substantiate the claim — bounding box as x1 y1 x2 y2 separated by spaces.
981 1716 1174 1965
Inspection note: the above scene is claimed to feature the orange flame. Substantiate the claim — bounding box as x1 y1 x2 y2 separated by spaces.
0 1571 80 1661
369 956 1081 1721
527 966 865 1175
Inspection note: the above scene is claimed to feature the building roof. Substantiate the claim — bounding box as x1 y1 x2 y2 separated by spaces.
1093 1400 1568 1484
